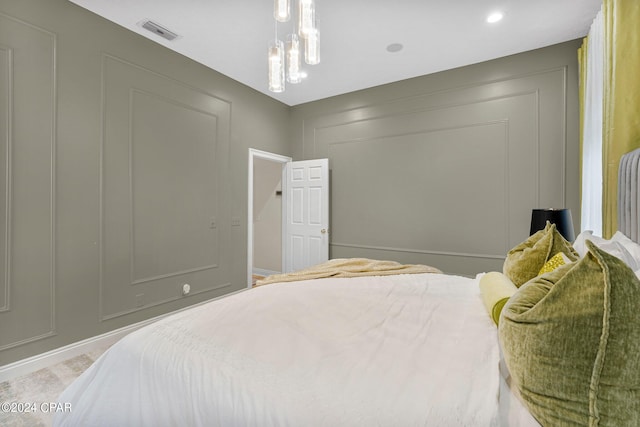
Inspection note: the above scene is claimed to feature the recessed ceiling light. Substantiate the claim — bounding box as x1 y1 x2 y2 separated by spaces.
386 43 404 53
486 12 504 23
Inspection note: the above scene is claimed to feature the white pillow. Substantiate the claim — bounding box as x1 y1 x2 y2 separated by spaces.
611 231 640 261
573 230 640 272
573 230 599 257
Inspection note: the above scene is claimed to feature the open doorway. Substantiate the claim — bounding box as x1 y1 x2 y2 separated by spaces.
248 149 330 288
247 149 291 287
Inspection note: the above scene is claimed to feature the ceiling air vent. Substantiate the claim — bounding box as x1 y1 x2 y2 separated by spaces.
140 20 179 41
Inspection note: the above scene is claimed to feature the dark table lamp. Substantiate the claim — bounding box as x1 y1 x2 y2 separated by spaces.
530 208 575 242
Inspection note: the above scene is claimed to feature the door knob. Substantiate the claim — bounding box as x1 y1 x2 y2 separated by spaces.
321 229 328 234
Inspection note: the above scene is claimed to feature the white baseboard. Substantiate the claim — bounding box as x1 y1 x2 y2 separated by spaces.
0 288 246 383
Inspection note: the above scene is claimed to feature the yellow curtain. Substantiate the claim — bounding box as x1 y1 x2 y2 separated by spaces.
602 0 640 237
577 37 588 207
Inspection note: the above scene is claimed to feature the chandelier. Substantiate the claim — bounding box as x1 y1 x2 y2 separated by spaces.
268 0 320 93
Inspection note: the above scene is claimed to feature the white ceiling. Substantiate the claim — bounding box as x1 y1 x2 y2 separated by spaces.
68 0 601 106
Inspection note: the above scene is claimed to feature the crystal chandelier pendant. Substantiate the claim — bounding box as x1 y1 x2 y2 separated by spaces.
304 28 320 65
268 39 285 92
274 0 290 22
286 34 302 83
269 0 319 92
298 0 315 38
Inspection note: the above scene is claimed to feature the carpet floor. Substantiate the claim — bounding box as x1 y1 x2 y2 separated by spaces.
0 346 110 427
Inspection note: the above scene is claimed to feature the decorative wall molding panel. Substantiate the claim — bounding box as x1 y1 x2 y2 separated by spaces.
99 55 231 321
0 45 11 313
295 65 572 275
0 13 57 350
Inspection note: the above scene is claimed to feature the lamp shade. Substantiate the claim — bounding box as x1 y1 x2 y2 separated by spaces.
530 208 575 242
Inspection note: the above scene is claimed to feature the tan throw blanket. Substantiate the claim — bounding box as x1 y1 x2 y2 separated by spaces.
255 258 442 287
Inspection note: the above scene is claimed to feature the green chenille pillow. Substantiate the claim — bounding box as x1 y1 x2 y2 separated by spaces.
503 222 578 287
499 241 640 426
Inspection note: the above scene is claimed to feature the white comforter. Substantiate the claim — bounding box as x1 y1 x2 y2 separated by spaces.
54 273 505 426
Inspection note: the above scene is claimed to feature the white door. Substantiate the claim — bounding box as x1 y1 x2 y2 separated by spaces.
284 159 329 272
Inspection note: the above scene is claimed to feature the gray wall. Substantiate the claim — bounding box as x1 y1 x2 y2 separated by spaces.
0 0 582 366
290 40 581 276
0 0 291 365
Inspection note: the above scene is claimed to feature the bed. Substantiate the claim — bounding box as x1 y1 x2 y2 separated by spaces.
53 150 640 427
53 266 537 426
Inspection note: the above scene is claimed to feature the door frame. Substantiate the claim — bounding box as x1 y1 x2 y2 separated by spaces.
247 148 292 288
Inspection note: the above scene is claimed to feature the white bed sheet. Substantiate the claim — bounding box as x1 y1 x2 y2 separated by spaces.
54 273 537 426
